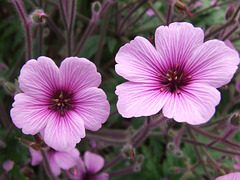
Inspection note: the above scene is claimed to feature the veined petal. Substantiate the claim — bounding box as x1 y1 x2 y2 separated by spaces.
10 93 50 135
54 148 80 170
18 56 59 98
163 83 220 125
43 111 85 151
59 57 101 92
74 87 110 131
84 151 104 173
216 172 240 180
116 82 170 118
29 148 42 166
155 22 204 69
186 40 239 88
48 151 61 176
115 36 163 83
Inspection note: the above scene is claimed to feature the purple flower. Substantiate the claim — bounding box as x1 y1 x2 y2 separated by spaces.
146 9 155 17
115 22 239 125
11 56 110 151
29 148 80 176
68 151 109 180
216 172 240 180
2 160 14 172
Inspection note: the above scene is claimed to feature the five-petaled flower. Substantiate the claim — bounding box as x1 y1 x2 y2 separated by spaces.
115 22 239 125
11 56 110 151
29 147 80 176
68 151 109 180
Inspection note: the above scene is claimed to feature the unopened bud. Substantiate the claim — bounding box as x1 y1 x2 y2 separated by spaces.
174 0 193 18
21 167 35 180
133 165 141 172
135 154 144 165
2 160 14 172
230 113 240 126
122 145 135 159
175 149 183 158
18 137 39 150
226 4 235 20
92 1 101 13
30 9 46 24
3 81 16 95
0 77 5 85
167 142 175 151
0 63 8 71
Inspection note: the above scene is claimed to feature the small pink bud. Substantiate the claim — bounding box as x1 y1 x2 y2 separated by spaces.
122 145 135 159
2 160 14 172
226 4 235 20
174 0 193 18
30 9 46 24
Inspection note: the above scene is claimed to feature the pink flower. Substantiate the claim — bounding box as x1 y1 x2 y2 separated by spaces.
216 172 240 180
68 151 109 180
11 56 110 151
195 1 202 8
29 148 80 176
115 22 239 125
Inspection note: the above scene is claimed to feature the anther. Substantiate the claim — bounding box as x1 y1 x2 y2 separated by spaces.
174 76 178 80
174 71 177 75
166 73 171 77
179 73 183 79
51 98 59 103
59 91 64 99
168 78 172 81
64 98 71 103
168 69 173 73
57 103 61 107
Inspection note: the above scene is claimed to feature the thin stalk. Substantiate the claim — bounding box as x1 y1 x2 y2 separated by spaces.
147 1 165 24
222 24 239 41
187 128 214 180
57 0 68 29
166 4 173 25
38 24 44 56
182 138 240 156
94 6 110 67
11 0 33 60
40 150 59 180
109 166 135 177
45 16 65 42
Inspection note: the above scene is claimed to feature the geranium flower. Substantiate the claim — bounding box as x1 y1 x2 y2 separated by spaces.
11 56 110 151
115 22 239 125
216 172 240 180
29 148 80 176
68 151 109 180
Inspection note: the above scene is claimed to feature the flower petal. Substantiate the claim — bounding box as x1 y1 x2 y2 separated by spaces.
84 151 104 173
216 172 240 180
54 148 80 170
10 93 50 135
18 56 59 98
59 57 101 92
115 36 163 83
43 111 85 151
186 40 239 88
155 22 204 69
29 149 43 166
74 87 110 131
163 83 220 125
116 82 170 118
48 151 61 176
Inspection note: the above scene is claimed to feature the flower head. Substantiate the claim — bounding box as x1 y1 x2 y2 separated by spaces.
29 148 80 176
11 56 110 151
115 22 239 125
68 151 109 180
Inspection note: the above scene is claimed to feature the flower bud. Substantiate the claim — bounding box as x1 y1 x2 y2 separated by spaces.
174 0 193 18
122 144 135 159
226 4 235 20
174 149 183 158
0 77 5 85
3 81 16 95
133 165 141 172
167 142 175 151
230 113 240 126
2 160 14 172
135 154 144 165
30 9 46 24
92 1 101 13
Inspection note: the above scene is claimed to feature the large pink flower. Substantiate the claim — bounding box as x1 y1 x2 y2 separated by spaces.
11 56 110 151
29 148 80 176
115 22 239 125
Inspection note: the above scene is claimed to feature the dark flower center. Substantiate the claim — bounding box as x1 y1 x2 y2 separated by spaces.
48 90 75 116
157 64 192 94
